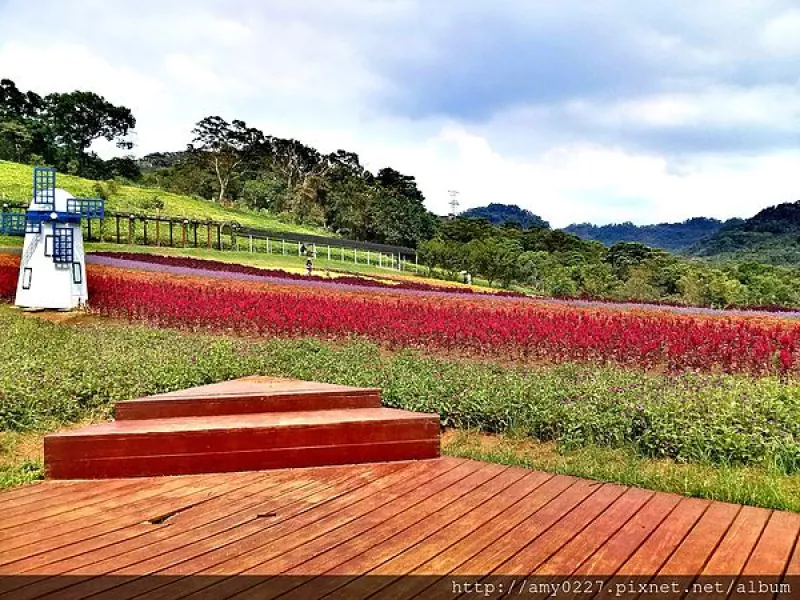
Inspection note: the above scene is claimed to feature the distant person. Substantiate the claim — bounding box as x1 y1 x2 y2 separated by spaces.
306 258 313 276
300 243 307 256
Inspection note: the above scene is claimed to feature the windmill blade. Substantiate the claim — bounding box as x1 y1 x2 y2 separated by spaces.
33 167 56 208
67 197 105 219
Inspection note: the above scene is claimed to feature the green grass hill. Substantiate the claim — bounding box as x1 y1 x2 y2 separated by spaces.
0 161 326 235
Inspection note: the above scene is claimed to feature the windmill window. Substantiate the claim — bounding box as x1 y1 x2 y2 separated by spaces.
44 235 53 257
22 268 32 290
72 262 82 284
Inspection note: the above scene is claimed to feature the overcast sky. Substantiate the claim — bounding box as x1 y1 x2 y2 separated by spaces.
0 0 798 226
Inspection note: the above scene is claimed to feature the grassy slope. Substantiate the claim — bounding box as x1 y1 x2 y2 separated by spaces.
0 160 325 234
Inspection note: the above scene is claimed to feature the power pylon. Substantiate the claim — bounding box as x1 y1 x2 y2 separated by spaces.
448 190 459 219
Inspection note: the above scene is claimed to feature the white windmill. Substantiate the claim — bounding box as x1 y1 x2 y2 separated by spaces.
4 167 104 310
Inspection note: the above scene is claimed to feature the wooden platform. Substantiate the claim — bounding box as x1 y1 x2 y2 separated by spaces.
0 457 797 599
114 377 383 420
44 377 440 479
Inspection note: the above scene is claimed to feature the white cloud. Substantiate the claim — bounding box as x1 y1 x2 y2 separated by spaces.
0 0 797 228
760 9 800 57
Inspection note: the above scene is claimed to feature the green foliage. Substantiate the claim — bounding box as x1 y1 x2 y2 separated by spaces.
149 122 436 247
0 458 43 490
187 116 264 204
0 78 136 179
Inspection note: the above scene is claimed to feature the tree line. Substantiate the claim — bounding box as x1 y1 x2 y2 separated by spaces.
421 218 800 309
142 116 437 247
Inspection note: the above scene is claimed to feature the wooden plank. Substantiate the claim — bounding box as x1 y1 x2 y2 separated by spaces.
534 487 654 576
0 471 260 562
47 408 434 440
39 460 460 600
119 376 378 403
0 480 93 510
185 465 510 598
658 502 741 576
594 497 709 600
0 471 301 597
780 522 800 596
574 492 682 577
452 478 603 576
0 469 288 569
615 497 710 576
530 493 684 600
701 506 771 575
46 410 438 458
313 469 552 600
125 459 483 600
488 483 628 576
0 476 179 523
24 464 369 575
264 465 521 600
1 464 384 600
375 475 577 600
117 391 382 419
628 502 742 600
46 438 440 479
413 478 607 600
730 511 800 600
0 477 185 531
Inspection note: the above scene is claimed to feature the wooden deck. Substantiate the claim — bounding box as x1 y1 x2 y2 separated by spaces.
43 377 439 479
1 457 798 599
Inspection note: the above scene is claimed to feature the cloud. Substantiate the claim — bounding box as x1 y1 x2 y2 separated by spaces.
0 0 797 227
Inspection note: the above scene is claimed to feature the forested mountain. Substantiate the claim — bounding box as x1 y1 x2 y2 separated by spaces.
461 203 549 229
563 217 735 252
689 200 800 266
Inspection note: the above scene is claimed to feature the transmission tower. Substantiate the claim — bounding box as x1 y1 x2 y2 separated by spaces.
448 190 460 219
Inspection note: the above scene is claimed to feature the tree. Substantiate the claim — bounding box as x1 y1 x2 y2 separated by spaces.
0 79 42 119
105 156 142 180
0 120 32 162
188 116 264 204
42 90 135 171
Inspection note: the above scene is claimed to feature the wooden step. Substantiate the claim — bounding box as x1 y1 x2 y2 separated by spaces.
115 376 382 420
45 408 440 479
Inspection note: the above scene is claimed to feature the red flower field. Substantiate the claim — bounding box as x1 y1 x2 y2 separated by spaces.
1 256 798 376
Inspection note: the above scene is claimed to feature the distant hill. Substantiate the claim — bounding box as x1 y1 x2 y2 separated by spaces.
689 200 800 265
563 217 735 253
461 204 549 229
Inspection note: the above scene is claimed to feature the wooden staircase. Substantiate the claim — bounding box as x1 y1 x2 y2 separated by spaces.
44 376 440 479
